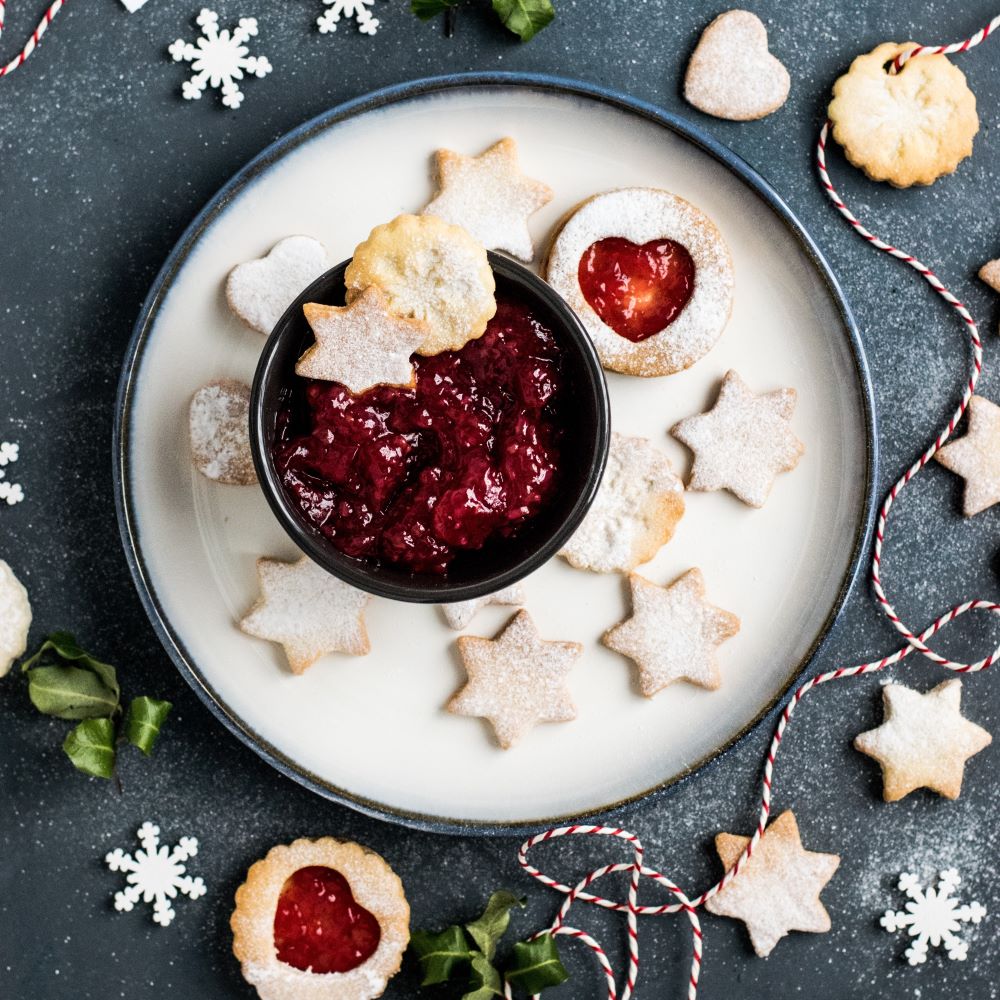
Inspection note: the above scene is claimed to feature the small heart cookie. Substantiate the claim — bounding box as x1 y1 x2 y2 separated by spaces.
684 11 790 121
226 235 329 336
828 42 978 187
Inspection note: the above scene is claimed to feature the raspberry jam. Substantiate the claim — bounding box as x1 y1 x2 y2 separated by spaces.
578 237 695 342
275 295 566 575
273 866 381 974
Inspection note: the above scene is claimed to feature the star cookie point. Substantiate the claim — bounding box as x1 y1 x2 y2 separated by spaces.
448 609 581 749
296 285 427 394
854 679 992 801
423 137 553 262
704 810 840 957
440 583 526 631
239 556 370 674
671 369 804 508
604 568 740 696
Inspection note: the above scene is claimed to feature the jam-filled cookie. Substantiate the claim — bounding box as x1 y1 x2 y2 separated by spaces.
344 214 496 356
231 837 409 1000
545 188 734 377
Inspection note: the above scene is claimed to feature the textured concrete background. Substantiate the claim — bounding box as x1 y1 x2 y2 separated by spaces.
2 1 1000 997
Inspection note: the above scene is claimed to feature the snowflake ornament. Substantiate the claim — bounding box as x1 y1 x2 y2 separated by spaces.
169 9 272 110
881 868 987 965
316 0 379 35
0 441 23 506
105 822 206 926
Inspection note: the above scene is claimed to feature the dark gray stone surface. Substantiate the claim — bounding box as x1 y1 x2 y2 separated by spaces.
2 1 1000 997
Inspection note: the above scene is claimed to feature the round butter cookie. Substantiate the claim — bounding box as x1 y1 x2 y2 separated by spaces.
545 188 733 377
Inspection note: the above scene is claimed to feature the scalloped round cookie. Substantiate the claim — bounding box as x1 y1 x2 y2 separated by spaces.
828 42 978 188
344 214 496 356
231 837 409 1000
545 188 734 377
0 559 31 677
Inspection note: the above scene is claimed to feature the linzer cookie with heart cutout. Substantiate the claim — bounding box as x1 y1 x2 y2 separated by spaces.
684 10 791 121
231 837 409 999
545 188 734 376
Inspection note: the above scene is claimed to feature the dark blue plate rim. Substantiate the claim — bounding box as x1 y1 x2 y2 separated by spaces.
112 72 879 838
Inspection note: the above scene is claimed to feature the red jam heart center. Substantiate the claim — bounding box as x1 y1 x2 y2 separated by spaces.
273 866 381 974
578 237 695 343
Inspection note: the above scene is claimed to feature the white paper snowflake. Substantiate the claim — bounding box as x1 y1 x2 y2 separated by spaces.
316 0 379 35
168 8 272 110
105 822 207 926
881 869 987 965
0 441 23 506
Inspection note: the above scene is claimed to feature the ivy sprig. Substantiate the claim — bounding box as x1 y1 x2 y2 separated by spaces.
410 0 556 42
411 889 569 997
21 631 171 780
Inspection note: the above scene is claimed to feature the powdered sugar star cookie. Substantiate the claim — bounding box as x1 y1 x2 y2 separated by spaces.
934 395 1000 516
854 680 991 801
704 810 840 957
448 610 581 749
422 138 553 262
189 379 257 485
227 236 329 336
828 42 978 188
671 369 804 508
239 556 370 674
0 559 31 677
546 188 733 377
684 11 790 121
979 259 1000 293
603 569 739 696
560 433 685 574
296 286 427 393
440 583 526 631
345 214 496 356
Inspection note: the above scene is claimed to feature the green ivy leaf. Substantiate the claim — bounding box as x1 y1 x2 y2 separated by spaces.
410 0 460 20
22 631 120 705
25 665 119 720
490 0 554 41
123 696 172 755
464 952 504 999
62 718 117 778
466 890 526 960
410 925 475 986
505 933 569 994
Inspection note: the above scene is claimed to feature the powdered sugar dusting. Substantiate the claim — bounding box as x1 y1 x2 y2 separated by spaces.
449 610 581 749
0 559 31 677
671 369 804 507
440 582 526 630
226 235 329 336
239 556 370 674
934 395 1000 515
546 188 734 376
188 378 257 485
560 432 685 573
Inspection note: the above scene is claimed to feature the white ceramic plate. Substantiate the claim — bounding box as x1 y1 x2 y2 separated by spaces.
115 75 876 833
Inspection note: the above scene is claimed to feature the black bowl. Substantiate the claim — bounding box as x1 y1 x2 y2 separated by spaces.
250 252 610 603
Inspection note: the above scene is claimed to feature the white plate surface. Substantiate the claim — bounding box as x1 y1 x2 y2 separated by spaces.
121 82 872 828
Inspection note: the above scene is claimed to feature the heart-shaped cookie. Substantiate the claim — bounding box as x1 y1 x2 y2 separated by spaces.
226 235 329 336
684 10 790 121
578 236 695 343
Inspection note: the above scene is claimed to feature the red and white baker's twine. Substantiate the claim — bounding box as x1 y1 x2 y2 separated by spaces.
508 18 1000 1000
0 0 67 78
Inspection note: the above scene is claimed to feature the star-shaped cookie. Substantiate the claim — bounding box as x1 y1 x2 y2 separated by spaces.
854 679 991 801
704 810 840 957
296 285 428 394
440 583 526 631
933 395 1000 516
603 569 740 696
422 137 553 262
671 369 804 508
239 556 370 674
448 610 581 749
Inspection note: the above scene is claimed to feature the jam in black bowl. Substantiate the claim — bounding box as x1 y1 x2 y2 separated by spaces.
250 252 610 603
